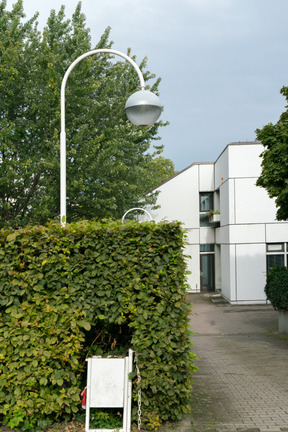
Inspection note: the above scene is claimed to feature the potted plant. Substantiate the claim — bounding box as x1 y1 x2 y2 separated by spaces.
206 210 220 224
264 266 288 334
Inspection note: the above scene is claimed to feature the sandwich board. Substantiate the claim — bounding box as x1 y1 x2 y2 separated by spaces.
85 350 133 432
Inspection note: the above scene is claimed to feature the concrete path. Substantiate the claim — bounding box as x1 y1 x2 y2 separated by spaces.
187 293 288 432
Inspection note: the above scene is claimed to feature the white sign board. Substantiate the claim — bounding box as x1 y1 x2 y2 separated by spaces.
85 350 133 432
89 358 125 408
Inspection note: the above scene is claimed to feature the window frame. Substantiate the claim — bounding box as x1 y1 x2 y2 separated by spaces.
199 192 214 213
266 243 284 253
199 192 214 227
266 243 288 274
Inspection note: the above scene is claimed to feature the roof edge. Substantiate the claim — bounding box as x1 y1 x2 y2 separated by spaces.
149 141 262 193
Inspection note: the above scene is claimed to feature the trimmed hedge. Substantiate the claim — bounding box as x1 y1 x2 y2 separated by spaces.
265 265 288 311
0 220 196 431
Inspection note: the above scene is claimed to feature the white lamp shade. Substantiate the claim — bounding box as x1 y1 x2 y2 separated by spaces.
125 90 162 126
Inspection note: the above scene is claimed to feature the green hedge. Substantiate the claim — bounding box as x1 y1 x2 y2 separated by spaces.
0 220 196 431
265 265 288 311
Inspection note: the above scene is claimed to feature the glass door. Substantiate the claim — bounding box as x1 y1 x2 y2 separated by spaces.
200 254 215 292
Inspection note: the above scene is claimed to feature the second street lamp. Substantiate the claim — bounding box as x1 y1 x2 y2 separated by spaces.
60 48 162 226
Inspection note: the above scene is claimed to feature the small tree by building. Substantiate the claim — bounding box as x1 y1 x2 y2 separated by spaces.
256 86 288 221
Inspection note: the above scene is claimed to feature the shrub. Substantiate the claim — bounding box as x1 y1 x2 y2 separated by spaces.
265 266 288 311
0 220 196 430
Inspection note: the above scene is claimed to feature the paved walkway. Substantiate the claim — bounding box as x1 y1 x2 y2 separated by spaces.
187 293 288 432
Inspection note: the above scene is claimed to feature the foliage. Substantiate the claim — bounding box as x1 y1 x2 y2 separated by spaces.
76 409 123 430
206 210 220 217
256 86 288 220
265 265 288 311
0 1 173 229
0 220 196 431
143 156 175 191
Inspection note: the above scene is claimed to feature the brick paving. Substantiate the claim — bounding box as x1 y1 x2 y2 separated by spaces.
187 293 288 432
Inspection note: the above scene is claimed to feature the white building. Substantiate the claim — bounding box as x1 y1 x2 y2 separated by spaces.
148 141 288 305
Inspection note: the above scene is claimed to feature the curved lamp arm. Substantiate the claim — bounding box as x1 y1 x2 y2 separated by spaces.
60 49 148 227
60 49 145 133
122 207 153 222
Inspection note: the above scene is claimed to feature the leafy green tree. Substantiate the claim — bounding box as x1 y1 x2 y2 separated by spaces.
256 86 288 220
0 0 40 226
0 1 172 229
143 155 175 191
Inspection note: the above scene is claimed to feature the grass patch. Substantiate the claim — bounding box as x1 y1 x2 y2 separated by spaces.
265 328 288 344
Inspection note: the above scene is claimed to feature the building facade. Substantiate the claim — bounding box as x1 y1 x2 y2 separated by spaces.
147 142 288 304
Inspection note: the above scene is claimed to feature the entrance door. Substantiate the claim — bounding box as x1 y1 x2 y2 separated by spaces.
200 254 215 292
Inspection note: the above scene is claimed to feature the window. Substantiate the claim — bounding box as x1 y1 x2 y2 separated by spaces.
199 193 213 227
266 243 288 273
200 244 215 291
200 244 215 253
200 193 213 212
267 244 284 252
200 214 210 227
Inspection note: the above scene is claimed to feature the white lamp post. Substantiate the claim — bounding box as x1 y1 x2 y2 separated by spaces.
60 49 162 226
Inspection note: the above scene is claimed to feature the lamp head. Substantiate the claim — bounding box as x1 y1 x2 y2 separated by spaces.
125 89 162 126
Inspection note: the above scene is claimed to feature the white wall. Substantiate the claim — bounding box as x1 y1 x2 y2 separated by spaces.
147 165 201 292
185 244 200 292
266 223 288 242
215 146 229 190
228 143 262 179
199 163 214 191
216 143 275 227
234 178 277 224
145 141 288 304
221 244 236 301
216 142 280 303
199 228 215 244
149 163 199 227
215 244 221 291
148 163 215 294
219 179 234 226
229 224 265 244
222 243 267 304
234 243 267 303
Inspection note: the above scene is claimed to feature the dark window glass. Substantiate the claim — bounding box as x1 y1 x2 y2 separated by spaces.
266 255 284 274
200 193 213 212
200 214 210 227
200 244 215 252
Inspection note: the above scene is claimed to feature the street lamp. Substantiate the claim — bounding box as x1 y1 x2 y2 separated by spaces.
60 49 162 226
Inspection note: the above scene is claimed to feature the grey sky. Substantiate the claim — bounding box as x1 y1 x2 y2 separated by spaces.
7 0 288 170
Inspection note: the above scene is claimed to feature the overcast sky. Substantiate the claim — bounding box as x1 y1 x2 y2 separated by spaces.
6 0 288 171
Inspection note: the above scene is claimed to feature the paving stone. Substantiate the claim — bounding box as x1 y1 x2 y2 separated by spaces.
186 293 288 432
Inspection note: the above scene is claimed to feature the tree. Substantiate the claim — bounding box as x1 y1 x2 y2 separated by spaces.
256 85 288 220
143 155 175 192
0 0 41 226
0 1 173 229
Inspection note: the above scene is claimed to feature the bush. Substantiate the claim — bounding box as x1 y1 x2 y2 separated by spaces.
265 266 288 311
0 220 196 430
